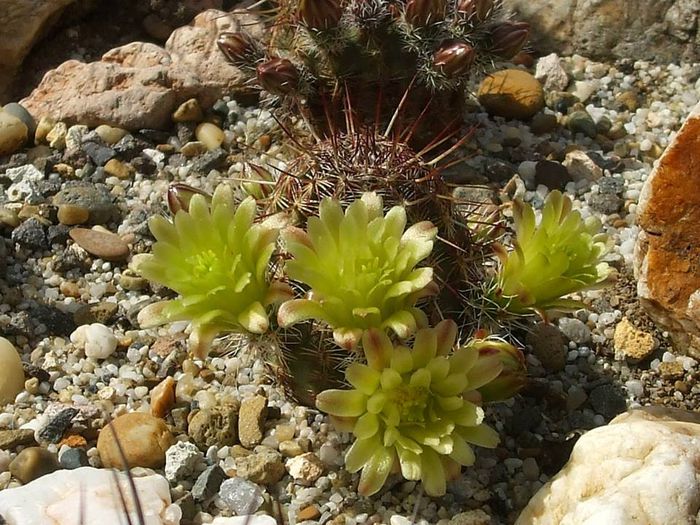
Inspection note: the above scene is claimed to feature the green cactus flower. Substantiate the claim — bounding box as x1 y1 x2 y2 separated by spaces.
493 190 610 316
278 193 438 349
135 184 292 358
316 321 502 497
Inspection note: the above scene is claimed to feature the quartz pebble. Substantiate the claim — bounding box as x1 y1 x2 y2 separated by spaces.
0 337 25 404
219 477 264 514
70 323 118 359
286 452 324 484
195 122 225 151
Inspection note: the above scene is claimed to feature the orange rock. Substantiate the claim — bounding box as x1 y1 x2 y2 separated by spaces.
297 505 321 521
636 102 700 359
150 377 176 419
59 434 87 448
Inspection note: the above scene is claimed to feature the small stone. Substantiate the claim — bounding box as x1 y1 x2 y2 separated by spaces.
164 441 203 482
286 452 324 484
38 407 79 444
527 323 566 371
0 337 26 404
189 148 226 173
234 449 285 485
97 412 174 469
615 90 640 112
238 395 268 449
190 464 225 501
46 122 67 149
589 193 623 214
558 318 591 344
173 98 204 123
0 429 37 450
530 113 558 134
151 376 176 419
195 122 225 151
534 160 571 190
103 158 135 180
567 111 598 139
589 384 627 419
188 406 239 450
70 323 118 359
119 272 148 291
53 182 117 225
219 477 264 514
534 53 569 91
73 302 119 326
24 377 40 395
34 116 55 144
297 505 321 521
94 125 128 145
448 510 491 525
659 361 685 380
82 141 116 166
9 447 59 483
278 440 304 458
59 435 87 448
613 318 656 361
57 204 90 225
0 206 20 228
562 150 603 182
477 69 545 120
0 110 28 156
180 141 208 157
69 228 130 261
11 218 47 250
59 447 89 469
3 103 36 139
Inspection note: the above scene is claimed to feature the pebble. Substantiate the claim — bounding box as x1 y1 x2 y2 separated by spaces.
46 121 67 149
82 141 116 166
173 98 204 123
238 395 268 449
527 323 567 371
53 182 117 224
286 452 324 484
37 407 79 444
558 318 592 344
279 439 304 457
658 361 685 380
11 218 47 250
195 123 225 151
57 204 90 225
298 505 322 521
589 384 627 419
94 125 128 145
534 160 571 190
0 429 37 450
59 447 89 469
9 447 60 483
0 109 28 155
188 406 239 450
613 318 656 361
70 323 118 359
530 113 558 134
219 477 265 514
103 158 135 180
566 110 598 138
151 376 176 419
233 448 286 485
477 69 545 120
0 338 26 404
164 441 203 482
562 150 603 182
97 412 175 469
192 464 226 501
448 510 492 525
3 103 36 139
69 228 130 261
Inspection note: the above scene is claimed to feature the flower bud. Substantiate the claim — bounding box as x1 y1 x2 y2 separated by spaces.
456 0 493 22
471 339 527 402
217 32 255 65
242 164 274 199
405 0 446 27
299 0 343 30
256 58 300 95
433 41 476 77
490 21 530 59
167 184 211 215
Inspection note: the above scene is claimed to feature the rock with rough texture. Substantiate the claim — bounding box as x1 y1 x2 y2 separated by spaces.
164 441 203 482
233 448 285 485
0 337 26 404
613 317 656 361
635 102 700 359
0 0 78 102
219 477 264 514
516 407 700 525
0 466 181 524
285 452 324 485
97 412 175 469
0 110 28 155
503 0 700 63
477 70 545 120
238 395 267 449
210 517 276 525
534 53 569 91
188 405 239 450
21 10 262 130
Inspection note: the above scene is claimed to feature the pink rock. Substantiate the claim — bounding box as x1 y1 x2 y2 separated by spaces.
21 10 262 130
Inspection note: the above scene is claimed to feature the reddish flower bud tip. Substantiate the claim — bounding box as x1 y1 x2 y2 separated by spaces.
405 0 446 27
490 21 530 59
299 0 343 30
456 0 494 22
256 58 300 96
217 32 254 65
433 41 476 77
167 184 211 215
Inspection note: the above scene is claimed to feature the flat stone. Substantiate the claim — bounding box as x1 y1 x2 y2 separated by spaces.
516 407 700 525
97 412 174 469
9 447 59 484
69 228 129 261
238 395 267 449
0 429 36 450
192 464 226 501
477 69 545 120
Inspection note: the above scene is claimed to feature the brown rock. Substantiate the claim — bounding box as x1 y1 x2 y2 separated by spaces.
234 448 285 485
172 98 204 123
635 102 700 359
297 505 321 521
69 227 129 261
9 447 59 483
658 361 685 380
0 0 78 102
103 159 135 180
527 323 566 371
613 317 656 361
57 204 89 226
477 69 545 120
20 10 262 130
150 376 176 419
0 429 37 450
188 405 239 450
238 395 267 449
97 412 174 469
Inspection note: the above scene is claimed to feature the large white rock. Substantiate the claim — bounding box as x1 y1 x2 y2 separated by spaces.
516 407 700 525
0 466 181 525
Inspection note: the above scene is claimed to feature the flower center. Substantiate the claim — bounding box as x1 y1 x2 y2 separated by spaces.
392 384 429 423
188 250 220 279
